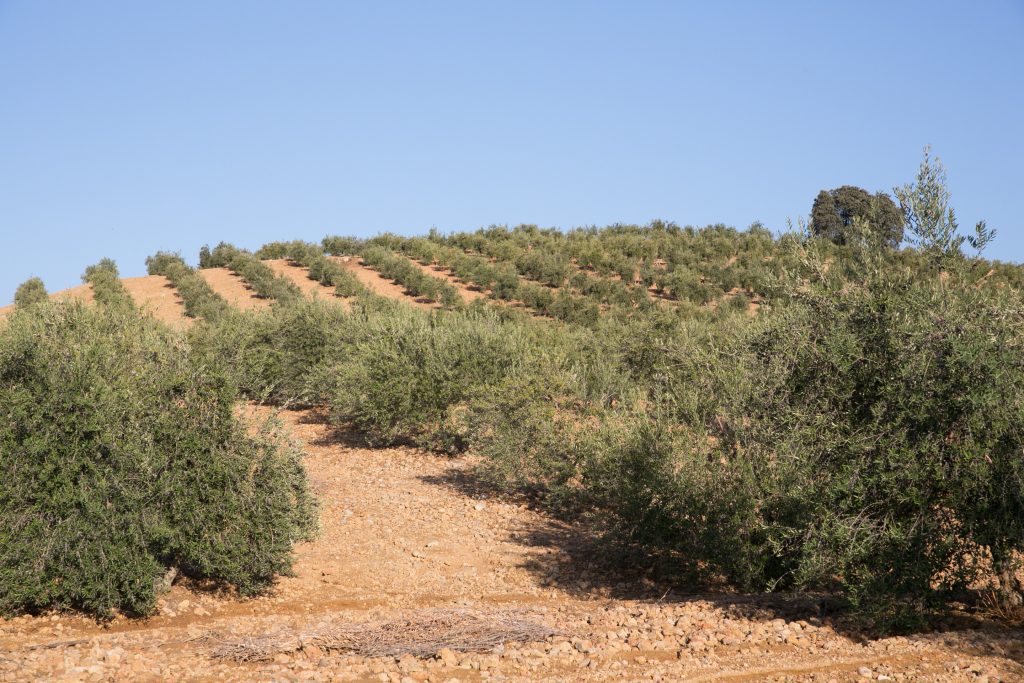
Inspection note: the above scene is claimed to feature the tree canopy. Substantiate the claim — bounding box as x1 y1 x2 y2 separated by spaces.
811 185 904 248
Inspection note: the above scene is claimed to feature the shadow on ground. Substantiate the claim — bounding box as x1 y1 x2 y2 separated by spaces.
419 463 1024 652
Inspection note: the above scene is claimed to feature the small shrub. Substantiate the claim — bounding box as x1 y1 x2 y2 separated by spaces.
82 258 134 312
325 306 535 452
190 299 352 405
13 277 47 308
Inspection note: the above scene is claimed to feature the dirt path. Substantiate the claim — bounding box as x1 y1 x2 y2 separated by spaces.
198 268 269 311
120 275 190 327
1 408 1020 682
328 256 437 311
264 259 352 310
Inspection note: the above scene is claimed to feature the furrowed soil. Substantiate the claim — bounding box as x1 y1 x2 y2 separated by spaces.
2 407 1021 682
198 268 270 311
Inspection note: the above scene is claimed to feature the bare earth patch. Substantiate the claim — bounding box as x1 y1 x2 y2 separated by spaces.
1 407 1021 682
120 275 190 327
198 268 269 311
50 283 95 306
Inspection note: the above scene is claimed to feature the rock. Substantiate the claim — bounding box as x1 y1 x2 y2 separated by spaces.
437 648 458 667
573 640 594 654
397 655 421 672
474 502 486 511
858 666 873 679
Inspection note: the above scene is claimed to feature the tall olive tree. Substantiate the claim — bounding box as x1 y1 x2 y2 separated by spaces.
893 145 995 269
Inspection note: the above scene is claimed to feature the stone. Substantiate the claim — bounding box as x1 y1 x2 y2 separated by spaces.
437 648 458 667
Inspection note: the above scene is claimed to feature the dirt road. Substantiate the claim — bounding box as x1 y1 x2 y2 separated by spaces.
1 409 1021 682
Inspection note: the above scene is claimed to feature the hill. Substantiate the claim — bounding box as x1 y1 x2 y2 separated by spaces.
2 224 1024 682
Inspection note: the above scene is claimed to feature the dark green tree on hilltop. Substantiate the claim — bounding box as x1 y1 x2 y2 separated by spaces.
811 185 904 248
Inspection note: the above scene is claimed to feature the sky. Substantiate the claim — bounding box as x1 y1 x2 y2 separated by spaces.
1 1 1022 302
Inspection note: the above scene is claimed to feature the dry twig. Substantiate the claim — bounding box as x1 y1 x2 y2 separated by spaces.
202 609 555 662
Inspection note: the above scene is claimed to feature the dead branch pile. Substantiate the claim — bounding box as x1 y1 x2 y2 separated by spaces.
204 609 556 662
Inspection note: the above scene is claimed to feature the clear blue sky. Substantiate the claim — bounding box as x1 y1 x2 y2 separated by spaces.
2 1 1022 302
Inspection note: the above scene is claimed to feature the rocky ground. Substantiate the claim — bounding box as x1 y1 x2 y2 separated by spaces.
1 407 1022 682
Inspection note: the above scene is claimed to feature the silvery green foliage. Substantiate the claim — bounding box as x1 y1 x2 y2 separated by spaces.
894 146 995 264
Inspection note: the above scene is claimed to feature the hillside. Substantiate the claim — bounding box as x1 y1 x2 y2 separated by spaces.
2 224 1024 682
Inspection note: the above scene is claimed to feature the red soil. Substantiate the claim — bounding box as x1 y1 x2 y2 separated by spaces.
198 268 269 311
120 275 190 327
